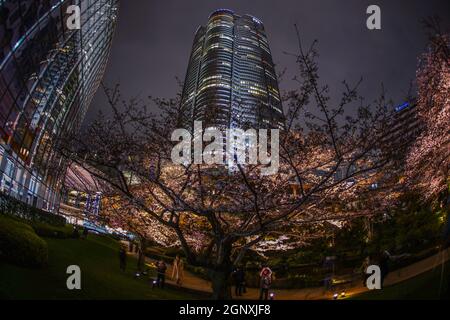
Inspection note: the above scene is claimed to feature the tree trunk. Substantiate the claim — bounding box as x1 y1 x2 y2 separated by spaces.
137 237 147 272
209 268 232 300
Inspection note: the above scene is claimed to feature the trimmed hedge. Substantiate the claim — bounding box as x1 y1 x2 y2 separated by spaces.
0 215 48 268
0 192 66 226
32 222 74 239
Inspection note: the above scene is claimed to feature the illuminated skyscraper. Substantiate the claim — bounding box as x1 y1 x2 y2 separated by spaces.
0 0 119 211
180 9 284 130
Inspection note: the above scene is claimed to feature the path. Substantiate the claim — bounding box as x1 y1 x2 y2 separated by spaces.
128 245 450 300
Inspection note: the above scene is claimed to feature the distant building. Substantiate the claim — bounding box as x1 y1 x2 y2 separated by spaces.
0 0 119 212
180 9 285 131
59 164 102 220
384 102 424 164
391 102 423 146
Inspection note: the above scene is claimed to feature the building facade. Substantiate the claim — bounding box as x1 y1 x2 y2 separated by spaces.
388 102 423 151
180 9 284 131
0 0 119 212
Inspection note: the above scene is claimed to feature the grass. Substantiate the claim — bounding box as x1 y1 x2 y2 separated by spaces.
0 233 199 300
2 214 448 300
352 260 450 300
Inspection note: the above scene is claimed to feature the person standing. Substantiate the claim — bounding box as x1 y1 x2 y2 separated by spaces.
232 267 245 296
119 247 127 272
156 260 167 288
172 255 185 286
82 227 89 239
361 256 370 287
72 226 80 239
442 211 450 293
259 266 272 300
379 250 391 288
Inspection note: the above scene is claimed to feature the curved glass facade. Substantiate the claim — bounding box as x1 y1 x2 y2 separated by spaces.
0 0 119 211
181 9 284 130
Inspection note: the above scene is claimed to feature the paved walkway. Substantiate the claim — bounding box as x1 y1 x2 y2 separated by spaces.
128 245 450 300
143 258 213 294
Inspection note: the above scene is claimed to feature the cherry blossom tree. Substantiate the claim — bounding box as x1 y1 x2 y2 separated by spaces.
406 18 450 200
57 29 395 299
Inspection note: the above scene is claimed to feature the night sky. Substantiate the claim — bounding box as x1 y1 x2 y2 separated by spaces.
87 0 450 124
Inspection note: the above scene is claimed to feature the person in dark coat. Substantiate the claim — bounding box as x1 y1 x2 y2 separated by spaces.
72 226 80 239
379 250 391 288
232 267 245 296
443 212 450 248
119 247 127 272
441 211 450 292
82 227 89 239
156 260 167 288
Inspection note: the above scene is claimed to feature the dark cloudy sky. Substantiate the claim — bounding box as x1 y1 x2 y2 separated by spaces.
87 0 450 124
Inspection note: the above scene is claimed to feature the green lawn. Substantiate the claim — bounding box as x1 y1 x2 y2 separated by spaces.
353 260 450 300
3 222 448 301
0 234 198 300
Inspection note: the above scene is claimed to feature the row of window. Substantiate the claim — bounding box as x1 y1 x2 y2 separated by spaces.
0 0 118 211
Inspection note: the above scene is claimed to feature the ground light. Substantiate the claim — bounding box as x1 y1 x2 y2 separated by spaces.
332 291 346 299
269 292 275 300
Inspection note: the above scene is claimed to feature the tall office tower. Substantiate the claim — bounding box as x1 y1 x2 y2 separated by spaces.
0 0 119 212
180 9 285 131
384 102 424 164
389 102 423 147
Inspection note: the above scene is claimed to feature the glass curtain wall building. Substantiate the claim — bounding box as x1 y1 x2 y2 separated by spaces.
180 9 285 131
0 0 119 212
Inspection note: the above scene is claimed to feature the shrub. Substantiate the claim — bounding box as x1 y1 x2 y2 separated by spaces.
144 250 174 264
0 192 66 226
273 274 322 289
107 233 122 241
164 247 185 258
185 265 209 281
32 222 73 239
71 227 80 239
0 216 48 268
